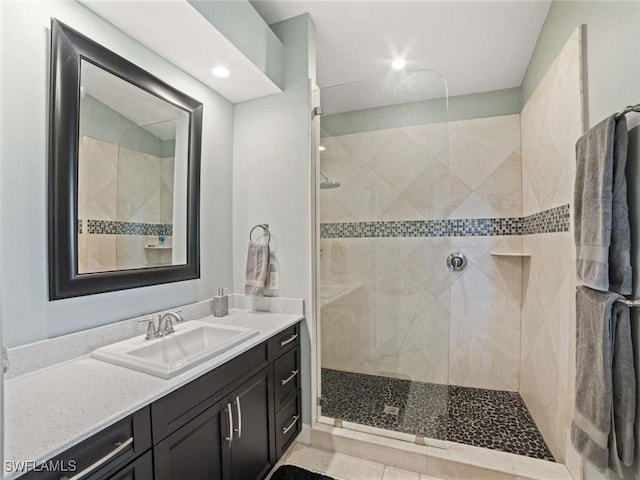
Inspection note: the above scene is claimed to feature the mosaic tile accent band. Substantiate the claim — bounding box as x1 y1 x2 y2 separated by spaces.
84 219 173 236
320 204 570 238
520 204 571 235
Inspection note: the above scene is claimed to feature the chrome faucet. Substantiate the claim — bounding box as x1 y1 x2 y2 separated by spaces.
138 311 184 340
158 311 184 336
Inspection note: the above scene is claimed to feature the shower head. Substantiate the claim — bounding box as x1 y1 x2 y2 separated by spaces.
320 180 341 189
320 171 341 189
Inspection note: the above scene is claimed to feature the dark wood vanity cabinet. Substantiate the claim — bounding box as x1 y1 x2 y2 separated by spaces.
152 321 301 480
22 322 301 480
153 367 272 480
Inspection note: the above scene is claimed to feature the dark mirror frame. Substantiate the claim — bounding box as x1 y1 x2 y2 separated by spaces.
48 19 202 300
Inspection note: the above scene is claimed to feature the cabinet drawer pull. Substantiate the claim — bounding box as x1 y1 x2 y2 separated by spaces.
60 437 133 480
281 369 299 386
234 397 242 439
280 334 298 347
225 403 234 446
282 415 299 435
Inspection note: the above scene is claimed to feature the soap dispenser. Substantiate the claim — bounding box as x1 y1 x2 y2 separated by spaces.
213 288 229 317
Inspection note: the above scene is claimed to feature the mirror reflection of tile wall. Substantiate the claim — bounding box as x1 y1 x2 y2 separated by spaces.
78 135 175 274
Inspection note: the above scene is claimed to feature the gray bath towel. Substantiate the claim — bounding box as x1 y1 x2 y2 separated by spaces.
572 287 636 475
609 116 632 295
611 301 636 469
245 241 270 296
574 115 632 294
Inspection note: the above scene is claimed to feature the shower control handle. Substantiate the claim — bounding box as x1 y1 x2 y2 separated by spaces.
447 252 467 272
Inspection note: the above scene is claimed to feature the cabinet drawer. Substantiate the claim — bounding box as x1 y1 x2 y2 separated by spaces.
22 407 151 480
275 393 301 460
268 323 299 361
152 342 268 442
273 347 300 410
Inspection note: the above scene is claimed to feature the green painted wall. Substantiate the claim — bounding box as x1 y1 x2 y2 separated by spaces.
321 86 521 137
522 3 640 479
81 94 175 157
232 13 314 426
522 1 640 125
0 0 235 347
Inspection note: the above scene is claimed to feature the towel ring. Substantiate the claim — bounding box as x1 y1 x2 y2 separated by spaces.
249 223 271 244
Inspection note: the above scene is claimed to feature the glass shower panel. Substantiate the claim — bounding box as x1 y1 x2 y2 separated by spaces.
318 70 451 443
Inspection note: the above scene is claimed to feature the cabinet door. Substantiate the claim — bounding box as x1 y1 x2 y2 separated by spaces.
225 367 272 480
154 400 226 480
105 451 153 480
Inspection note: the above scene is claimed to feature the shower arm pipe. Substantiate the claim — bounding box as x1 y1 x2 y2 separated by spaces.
320 171 330 183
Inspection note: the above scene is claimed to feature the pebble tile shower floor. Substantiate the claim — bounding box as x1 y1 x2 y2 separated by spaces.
321 368 555 461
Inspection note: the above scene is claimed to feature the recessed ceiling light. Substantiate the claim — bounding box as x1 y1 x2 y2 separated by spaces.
319 145 326 151
392 58 406 70
212 66 230 78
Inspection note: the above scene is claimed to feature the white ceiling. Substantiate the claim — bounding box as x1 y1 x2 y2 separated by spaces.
251 0 551 98
81 0 282 104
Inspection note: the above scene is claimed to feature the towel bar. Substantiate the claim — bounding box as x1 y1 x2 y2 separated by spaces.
575 287 640 307
615 103 640 119
250 223 271 244
616 298 640 307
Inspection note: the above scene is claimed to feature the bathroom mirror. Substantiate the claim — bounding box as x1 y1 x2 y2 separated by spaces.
48 19 202 300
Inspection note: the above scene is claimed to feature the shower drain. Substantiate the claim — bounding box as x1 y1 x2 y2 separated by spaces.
383 405 400 415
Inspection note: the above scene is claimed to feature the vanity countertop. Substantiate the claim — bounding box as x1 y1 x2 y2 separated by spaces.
4 309 304 479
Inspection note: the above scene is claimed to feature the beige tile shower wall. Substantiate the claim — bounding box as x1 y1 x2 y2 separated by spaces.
78 136 118 222
520 28 583 463
321 237 451 385
117 145 162 223
78 136 119 272
161 156 175 224
320 114 523 391
78 138 174 272
320 115 521 223
117 235 173 270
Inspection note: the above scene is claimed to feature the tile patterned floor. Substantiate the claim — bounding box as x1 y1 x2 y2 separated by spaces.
266 444 443 480
321 369 554 461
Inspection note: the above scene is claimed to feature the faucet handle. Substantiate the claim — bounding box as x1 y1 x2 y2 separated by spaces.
138 316 159 340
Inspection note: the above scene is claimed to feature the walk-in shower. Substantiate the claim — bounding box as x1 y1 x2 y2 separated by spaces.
316 69 554 461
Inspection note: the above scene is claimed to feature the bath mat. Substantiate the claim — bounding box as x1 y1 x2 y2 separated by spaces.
270 464 335 480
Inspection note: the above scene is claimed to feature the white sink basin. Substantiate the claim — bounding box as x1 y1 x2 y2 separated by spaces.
91 321 259 378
